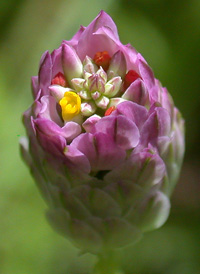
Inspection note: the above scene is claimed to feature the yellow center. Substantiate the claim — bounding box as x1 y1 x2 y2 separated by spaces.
59 91 81 121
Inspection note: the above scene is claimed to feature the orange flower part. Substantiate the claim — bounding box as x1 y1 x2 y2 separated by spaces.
51 72 67 87
124 70 141 90
93 51 111 71
104 106 116 116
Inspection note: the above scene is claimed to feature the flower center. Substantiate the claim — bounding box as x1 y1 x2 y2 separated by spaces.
93 51 111 71
50 52 142 122
59 91 81 121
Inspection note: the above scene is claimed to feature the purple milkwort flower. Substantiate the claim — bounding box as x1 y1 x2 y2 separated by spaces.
20 11 185 254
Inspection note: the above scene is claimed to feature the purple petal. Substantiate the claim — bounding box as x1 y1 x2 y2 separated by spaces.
140 107 171 146
149 85 160 103
34 120 66 157
161 87 174 118
48 85 67 102
62 122 81 141
38 95 62 125
64 25 86 49
115 115 139 149
38 51 52 94
172 108 185 163
64 145 91 173
115 101 148 130
34 119 89 173
71 132 126 171
77 26 119 61
123 44 138 71
33 118 81 143
93 115 140 150
122 78 149 106
105 148 166 188
31 90 42 118
133 150 166 187
138 59 155 89
82 115 101 133
71 133 97 169
107 50 127 79
94 132 126 170
134 190 170 232
31 76 39 99
23 91 43 134
157 136 172 158
91 115 114 135
62 43 83 83
156 107 171 136
34 118 58 136
77 11 119 60
95 11 119 38
51 46 63 78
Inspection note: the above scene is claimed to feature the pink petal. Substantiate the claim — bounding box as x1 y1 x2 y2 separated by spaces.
123 44 138 71
134 190 170 232
31 76 39 99
77 26 119 61
77 10 119 60
94 132 126 170
33 118 81 143
38 51 52 94
105 148 166 188
140 107 171 146
82 115 101 133
51 46 63 78
161 87 174 119
71 133 97 169
115 101 148 130
62 43 83 83
93 115 140 150
64 25 86 49
62 122 81 141
38 95 62 125
115 115 140 149
122 78 149 106
64 145 91 173
156 107 171 136
34 120 66 157
71 132 126 171
138 59 155 89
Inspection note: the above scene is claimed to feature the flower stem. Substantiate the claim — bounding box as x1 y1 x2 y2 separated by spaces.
93 251 123 274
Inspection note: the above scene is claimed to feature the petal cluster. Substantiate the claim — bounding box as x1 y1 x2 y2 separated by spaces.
21 11 185 253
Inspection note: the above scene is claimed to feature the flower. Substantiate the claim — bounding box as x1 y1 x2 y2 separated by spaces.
20 11 185 254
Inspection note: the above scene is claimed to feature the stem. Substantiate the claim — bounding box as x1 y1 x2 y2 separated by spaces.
93 251 123 274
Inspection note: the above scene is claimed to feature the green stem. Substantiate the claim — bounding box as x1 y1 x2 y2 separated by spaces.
93 251 123 274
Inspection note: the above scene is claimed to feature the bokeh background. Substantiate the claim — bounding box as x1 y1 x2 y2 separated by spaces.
0 0 200 273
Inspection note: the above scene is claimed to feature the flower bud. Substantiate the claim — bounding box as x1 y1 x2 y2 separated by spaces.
49 85 72 102
107 50 127 79
88 74 105 93
83 55 98 74
71 78 85 92
62 44 83 84
104 76 122 97
81 101 97 116
95 95 110 109
21 11 185 255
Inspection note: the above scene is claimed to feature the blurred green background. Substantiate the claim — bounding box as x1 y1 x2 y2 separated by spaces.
0 0 200 273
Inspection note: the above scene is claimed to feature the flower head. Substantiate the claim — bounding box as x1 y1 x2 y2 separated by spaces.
21 11 185 254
